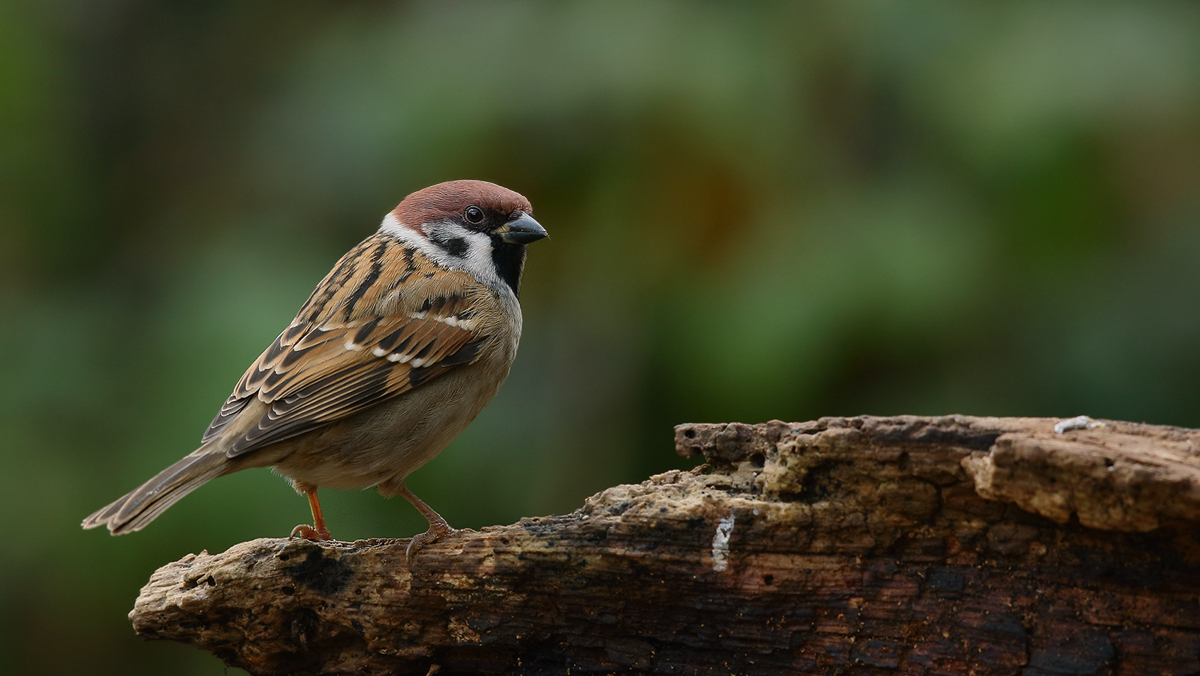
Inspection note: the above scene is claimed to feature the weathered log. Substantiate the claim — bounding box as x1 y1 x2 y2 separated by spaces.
130 415 1200 675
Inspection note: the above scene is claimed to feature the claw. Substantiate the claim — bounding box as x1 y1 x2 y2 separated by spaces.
396 480 454 564
290 523 332 540
289 483 333 541
405 521 455 562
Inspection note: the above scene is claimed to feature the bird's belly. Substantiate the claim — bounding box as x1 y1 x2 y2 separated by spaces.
269 360 510 491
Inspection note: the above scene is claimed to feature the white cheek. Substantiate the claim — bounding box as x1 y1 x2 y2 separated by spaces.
463 232 495 276
379 213 412 240
378 214 511 295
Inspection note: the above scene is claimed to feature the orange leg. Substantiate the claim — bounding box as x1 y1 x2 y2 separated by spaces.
290 483 333 541
396 480 454 559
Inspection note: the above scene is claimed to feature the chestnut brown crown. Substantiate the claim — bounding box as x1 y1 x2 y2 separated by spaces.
393 180 533 231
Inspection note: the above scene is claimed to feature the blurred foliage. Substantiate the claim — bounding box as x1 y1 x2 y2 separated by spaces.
2 1 1199 674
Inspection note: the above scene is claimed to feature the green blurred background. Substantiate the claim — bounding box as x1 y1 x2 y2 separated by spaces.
2 1 1199 673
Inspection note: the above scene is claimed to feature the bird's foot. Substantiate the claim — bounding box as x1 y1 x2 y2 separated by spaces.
290 484 332 540
290 523 333 541
405 522 455 562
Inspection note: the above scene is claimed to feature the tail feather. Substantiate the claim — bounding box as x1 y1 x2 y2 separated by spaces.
82 448 231 535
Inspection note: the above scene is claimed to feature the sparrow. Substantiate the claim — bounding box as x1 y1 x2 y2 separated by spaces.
82 180 547 551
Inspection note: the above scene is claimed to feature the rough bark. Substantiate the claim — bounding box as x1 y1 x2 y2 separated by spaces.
130 415 1200 675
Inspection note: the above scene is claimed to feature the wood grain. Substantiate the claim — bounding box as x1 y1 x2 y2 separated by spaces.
130 416 1200 675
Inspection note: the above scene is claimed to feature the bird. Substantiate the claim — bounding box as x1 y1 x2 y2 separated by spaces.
82 180 547 551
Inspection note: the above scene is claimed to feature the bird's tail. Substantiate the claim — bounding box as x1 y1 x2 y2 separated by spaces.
81 446 231 535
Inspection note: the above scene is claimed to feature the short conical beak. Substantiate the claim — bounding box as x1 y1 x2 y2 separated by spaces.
496 212 548 245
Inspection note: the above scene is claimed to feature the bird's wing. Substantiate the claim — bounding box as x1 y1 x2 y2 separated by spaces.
203 237 489 457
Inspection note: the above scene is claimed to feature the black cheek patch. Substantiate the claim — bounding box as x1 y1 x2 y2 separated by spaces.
445 238 468 257
430 233 468 258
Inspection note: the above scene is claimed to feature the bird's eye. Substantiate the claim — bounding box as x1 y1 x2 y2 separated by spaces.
464 206 485 224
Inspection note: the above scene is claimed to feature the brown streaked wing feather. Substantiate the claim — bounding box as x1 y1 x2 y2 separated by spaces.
202 320 308 443
223 299 480 457
202 236 489 455
202 396 251 443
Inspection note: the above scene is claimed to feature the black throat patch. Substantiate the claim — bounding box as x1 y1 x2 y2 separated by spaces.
490 239 527 296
